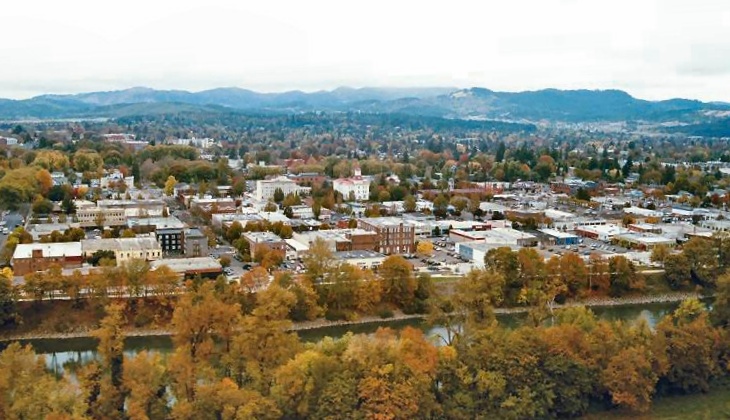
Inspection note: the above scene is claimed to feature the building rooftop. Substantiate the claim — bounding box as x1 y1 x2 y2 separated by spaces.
13 242 83 259
359 217 409 228
334 250 386 259
81 237 161 252
243 231 284 243
127 217 186 230
538 228 579 239
184 228 206 238
150 257 222 274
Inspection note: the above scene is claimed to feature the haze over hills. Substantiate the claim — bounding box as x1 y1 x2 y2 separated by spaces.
0 86 728 126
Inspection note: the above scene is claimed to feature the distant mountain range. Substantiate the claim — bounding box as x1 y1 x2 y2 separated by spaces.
1 86 729 126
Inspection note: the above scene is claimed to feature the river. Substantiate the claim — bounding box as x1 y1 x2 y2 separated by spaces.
4 301 683 374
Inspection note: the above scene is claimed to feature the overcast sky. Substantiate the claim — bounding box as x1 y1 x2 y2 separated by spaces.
3 0 730 101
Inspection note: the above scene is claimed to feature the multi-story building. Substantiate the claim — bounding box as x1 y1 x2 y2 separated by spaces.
333 166 369 201
127 216 186 254
242 232 287 259
183 228 209 258
358 217 416 255
12 243 84 276
254 176 308 201
75 207 127 228
287 172 327 187
97 199 166 218
292 229 378 252
211 212 264 229
189 197 237 214
81 237 162 265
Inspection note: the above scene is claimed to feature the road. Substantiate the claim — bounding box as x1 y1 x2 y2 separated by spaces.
0 210 27 264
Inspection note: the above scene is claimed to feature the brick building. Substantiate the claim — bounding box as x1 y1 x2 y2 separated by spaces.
12 243 84 276
357 217 416 255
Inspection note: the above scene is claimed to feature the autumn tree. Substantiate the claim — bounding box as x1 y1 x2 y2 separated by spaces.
416 240 434 256
164 175 177 196
86 304 127 419
453 268 504 329
380 255 417 307
0 268 18 327
123 351 169 420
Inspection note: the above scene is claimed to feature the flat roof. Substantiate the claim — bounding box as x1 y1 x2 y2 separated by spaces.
452 228 537 241
13 242 83 259
127 217 186 229
243 231 284 243
285 239 309 252
150 257 222 273
615 233 675 244
538 228 579 239
334 250 386 259
359 217 408 227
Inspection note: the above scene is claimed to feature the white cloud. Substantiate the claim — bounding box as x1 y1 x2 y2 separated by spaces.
1 0 730 101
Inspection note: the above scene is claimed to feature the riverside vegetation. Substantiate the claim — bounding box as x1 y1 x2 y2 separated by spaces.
1 238 730 418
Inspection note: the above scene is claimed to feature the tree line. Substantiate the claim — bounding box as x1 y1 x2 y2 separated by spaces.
1 269 730 418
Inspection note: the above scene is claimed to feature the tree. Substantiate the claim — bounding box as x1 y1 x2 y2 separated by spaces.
31 197 53 215
164 175 177 196
61 196 76 214
240 267 270 293
88 304 127 417
0 342 81 418
380 255 417 307
120 228 136 238
609 256 640 297
35 169 53 195
273 188 285 204
682 237 718 286
169 282 241 406
575 188 591 201
0 268 18 327
664 253 690 290
219 255 231 268
123 351 169 420
650 244 670 266
602 346 658 413
453 269 505 328
712 272 730 327
495 141 506 162
404 195 417 213
416 240 434 257
264 201 278 212
655 299 720 394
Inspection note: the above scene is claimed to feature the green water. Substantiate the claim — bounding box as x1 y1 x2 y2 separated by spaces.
4 301 684 374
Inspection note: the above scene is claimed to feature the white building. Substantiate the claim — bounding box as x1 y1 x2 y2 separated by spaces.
254 176 308 201
333 167 370 201
80 237 162 265
334 250 386 270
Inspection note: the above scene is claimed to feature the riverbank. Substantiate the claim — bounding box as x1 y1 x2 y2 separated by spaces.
0 291 703 342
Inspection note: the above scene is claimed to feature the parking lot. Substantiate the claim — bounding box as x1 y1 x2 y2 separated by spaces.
411 238 470 273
